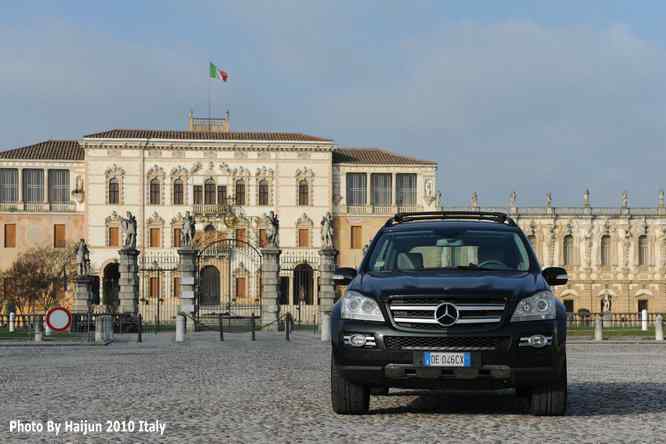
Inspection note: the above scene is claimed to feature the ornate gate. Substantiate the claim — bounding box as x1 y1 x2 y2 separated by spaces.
196 238 263 320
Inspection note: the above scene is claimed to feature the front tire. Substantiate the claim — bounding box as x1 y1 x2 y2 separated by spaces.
529 356 568 416
331 353 369 414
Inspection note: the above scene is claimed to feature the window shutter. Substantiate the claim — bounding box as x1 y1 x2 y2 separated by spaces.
109 227 119 247
173 228 182 248
54 224 66 248
4 224 16 248
150 228 161 248
351 226 362 249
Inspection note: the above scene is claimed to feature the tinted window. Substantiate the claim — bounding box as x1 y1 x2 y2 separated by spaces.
367 228 531 272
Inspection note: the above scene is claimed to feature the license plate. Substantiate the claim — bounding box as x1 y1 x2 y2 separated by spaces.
423 352 470 367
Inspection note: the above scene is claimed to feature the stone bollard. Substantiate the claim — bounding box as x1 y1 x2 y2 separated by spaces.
641 309 648 331
594 317 603 341
9 313 15 333
44 319 52 337
95 316 104 344
175 314 185 343
656 315 664 342
34 316 43 342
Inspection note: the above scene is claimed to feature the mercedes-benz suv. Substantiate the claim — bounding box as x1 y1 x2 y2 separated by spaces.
330 211 568 416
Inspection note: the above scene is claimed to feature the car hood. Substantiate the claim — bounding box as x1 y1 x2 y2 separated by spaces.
350 270 546 301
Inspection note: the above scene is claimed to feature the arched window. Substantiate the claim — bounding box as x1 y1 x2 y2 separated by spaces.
149 178 160 205
235 180 246 206
639 235 649 266
258 180 269 206
204 224 216 234
298 180 309 206
204 179 216 205
600 235 611 266
172 179 184 205
293 263 314 305
108 178 119 204
563 235 574 266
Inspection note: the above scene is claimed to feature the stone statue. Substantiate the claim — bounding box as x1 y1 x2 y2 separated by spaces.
510 191 517 207
602 294 612 313
546 192 552 208
76 239 91 276
320 212 334 249
659 190 665 208
622 191 629 209
584 189 590 208
181 211 196 247
265 211 280 247
120 211 137 249
362 244 369 257
471 192 479 208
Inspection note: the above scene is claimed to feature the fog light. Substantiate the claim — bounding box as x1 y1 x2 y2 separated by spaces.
519 335 552 348
350 334 367 347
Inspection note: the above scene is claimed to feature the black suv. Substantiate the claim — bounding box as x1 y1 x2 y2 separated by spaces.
330 211 568 416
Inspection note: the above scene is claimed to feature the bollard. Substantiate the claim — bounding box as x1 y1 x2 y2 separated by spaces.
9 312 15 333
641 309 648 331
34 316 43 342
175 314 185 343
251 312 256 341
285 314 290 342
656 315 664 342
44 319 52 337
594 317 603 341
95 316 104 344
218 314 224 342
137 314 143 343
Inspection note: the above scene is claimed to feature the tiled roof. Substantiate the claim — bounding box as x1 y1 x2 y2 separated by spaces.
333 148 436 165
83 129 332 142
0 140 84 161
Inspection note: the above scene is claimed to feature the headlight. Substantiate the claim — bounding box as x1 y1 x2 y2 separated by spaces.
341 291 385 322
511 291 556 322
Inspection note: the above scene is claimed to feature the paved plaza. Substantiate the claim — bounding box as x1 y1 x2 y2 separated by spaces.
1 333 666 443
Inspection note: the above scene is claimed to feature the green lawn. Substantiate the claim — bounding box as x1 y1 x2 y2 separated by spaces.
568 327 657 337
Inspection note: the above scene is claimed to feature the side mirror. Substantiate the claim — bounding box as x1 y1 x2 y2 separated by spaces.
542 267 568 286
333 267 357 286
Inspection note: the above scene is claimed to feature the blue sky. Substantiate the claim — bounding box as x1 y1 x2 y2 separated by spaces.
2 1 666 206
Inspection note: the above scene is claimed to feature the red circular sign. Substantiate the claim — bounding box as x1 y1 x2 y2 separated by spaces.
45 307 72 332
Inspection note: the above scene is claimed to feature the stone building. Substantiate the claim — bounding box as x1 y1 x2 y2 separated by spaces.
447 191 666 314
0 115 438 322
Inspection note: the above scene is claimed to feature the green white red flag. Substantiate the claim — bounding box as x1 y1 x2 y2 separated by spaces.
209 62 228 82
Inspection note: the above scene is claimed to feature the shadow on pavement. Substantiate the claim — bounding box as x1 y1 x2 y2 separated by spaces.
370 383 666 416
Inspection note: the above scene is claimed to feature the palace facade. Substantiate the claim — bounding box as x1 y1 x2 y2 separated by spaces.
0 115 439 322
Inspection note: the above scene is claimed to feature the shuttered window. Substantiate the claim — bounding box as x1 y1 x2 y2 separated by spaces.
150 228 161 248
204 180 216 205
149 178 161 205
48 169 70 203
173 179 184 205
371 173 392 206
601 235 611 266
258 180 269 206
108 227 120 247
298 229 310 248
346 173 367 206
108 178 119 204
4 224 16 248
0 169 18 203
54 224 66 248
259 229 268 248
217 185 227 205
298 180 309 206
235 228 246 243
193 185 203 204
150 277 160 299
235 277 247 299
639 235 649 266
235 181 246 206
563 236 574 266
396 173 416 206
173 277 181 298
23 169 44 203
173 228 182 248
351 226 362 249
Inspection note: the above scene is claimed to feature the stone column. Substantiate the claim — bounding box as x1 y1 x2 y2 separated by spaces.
178 247 198 334
72 276 93 314
319 248 338 341
261 247 281 331
118 248 140 314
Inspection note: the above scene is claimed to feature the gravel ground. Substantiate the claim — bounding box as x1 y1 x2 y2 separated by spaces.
1 332 665 443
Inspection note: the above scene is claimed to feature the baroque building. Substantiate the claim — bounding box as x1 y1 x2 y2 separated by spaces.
0 115 438 323
447 191 666 314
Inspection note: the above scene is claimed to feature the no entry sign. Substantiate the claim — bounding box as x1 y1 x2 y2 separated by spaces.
45 307 72 332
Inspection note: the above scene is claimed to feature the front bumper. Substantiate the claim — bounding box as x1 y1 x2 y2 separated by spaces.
332 319 565 390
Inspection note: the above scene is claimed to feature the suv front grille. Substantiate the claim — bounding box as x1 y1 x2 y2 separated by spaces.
387 296 507 330
384 336 505 351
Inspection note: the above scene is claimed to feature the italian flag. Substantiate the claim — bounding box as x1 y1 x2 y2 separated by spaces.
209 62 228 82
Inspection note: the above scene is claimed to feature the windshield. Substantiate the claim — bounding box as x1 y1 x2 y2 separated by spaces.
366 228 531 272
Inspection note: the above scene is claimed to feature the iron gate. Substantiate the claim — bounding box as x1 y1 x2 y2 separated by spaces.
196 238 263 321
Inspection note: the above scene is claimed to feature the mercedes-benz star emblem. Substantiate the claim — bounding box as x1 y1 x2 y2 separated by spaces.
434 303 459 327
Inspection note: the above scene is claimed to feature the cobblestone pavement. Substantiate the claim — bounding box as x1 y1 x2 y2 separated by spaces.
1 332 665 443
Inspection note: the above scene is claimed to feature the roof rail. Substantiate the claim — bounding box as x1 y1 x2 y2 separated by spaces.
386 211 516 226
